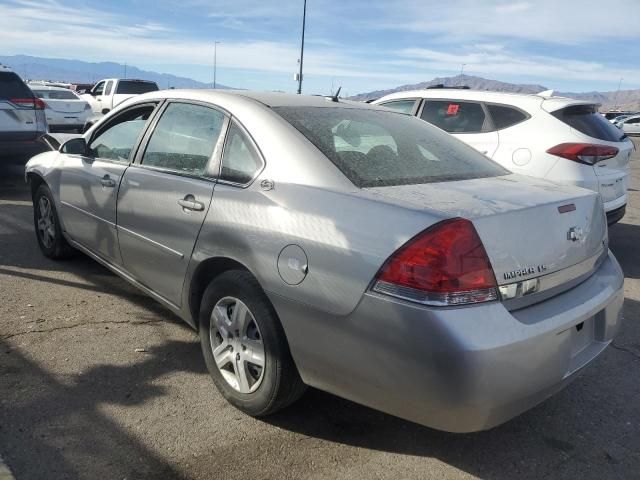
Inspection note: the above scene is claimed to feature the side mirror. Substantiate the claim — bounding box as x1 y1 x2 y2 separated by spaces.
60 137 88 156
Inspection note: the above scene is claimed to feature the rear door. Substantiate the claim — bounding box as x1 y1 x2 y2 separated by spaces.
116 101 227 306
418 99 499 157
59 103 158 264
0 71 39 140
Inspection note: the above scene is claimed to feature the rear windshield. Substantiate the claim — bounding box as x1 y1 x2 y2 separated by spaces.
274 106 509 188
116 81 159 95
32 89 78 100
0 72 33 100
552 105 626 142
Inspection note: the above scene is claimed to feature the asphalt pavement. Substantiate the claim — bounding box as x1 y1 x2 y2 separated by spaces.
1 143 640 480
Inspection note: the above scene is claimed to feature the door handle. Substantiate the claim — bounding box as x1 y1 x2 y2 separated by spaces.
100 175 116 188
178 195 205 212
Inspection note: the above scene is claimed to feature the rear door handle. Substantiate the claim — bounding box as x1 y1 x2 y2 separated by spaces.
100 175 116 188
178 195 205 211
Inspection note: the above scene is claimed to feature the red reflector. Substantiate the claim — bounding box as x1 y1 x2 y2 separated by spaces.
547 143 618 165
375 218 497 305
558 204 576 214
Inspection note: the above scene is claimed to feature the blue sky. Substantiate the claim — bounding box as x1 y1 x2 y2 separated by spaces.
1 0 640 95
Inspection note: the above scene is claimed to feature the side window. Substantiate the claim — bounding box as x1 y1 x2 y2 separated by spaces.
219 123 263 185
626 118 640 124
420 100 486 133
92 81 105 96
88 106 154 162
104 81 113 96
486 104 528 130
141 103 225 175
379 99 417 114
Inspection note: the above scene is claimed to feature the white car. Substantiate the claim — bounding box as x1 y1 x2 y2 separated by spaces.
618 114 640 135
374 89 634 224
29 85 92 133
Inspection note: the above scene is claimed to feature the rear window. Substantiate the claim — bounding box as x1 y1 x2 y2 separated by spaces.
420 100 486 133
486 104 528 130
274 106 508 188
32 89 78 100
552 105 626 142
0 72 33 100
116 81 159 95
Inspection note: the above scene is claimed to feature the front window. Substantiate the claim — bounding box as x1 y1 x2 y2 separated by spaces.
88 106 154 162
274 106 508 188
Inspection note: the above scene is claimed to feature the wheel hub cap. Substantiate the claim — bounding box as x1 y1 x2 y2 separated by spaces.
37 196 55 249
209 297 265 393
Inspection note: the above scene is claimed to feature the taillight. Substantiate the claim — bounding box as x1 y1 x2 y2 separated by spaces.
372 218 498 306
547 143 618 165
9 97 46 110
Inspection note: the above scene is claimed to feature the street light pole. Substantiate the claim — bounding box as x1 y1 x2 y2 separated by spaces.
213 41 220 89
459 63 466 84
297 0 307 94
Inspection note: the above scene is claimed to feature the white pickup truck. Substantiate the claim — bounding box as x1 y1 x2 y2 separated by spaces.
80 78 159 115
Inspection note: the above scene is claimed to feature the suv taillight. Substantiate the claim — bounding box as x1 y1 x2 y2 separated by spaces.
547 143 618 165
372 218 498 306
10 97 46 110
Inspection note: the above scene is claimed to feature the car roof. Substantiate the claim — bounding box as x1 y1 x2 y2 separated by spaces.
135 89 391 110
375 88 595 112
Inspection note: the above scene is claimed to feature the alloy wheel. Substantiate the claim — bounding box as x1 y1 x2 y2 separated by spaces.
37 196 55 249
209 296 265 393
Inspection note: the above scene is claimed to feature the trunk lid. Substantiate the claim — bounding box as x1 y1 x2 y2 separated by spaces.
366 174 607 286
44 99 87 114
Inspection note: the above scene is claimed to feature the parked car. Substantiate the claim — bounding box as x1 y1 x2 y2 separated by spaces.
80 78 159 115
617 114 640 135
0 65 48 161
602 111 637 121
25 90 624 433
29 84 92 133
611 114 634 126
374 89 634 225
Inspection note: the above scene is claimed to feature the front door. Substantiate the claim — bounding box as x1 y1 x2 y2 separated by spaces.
59 103 157 265
116 101 227 306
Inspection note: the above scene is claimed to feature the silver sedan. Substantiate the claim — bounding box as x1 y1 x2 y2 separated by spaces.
25 90 624 432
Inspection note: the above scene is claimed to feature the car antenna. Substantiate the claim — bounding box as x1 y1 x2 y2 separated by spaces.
331 86 342 102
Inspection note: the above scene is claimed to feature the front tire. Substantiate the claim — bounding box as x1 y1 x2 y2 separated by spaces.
199 270 306 416
33 184 74 259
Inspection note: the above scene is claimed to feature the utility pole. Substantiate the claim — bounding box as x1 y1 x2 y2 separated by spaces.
213 41 220 89
124 63 127 78
459 63 466 85
615 77 623 109
297 0 307 94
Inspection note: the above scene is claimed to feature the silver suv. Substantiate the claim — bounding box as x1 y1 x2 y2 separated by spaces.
0 65 47 161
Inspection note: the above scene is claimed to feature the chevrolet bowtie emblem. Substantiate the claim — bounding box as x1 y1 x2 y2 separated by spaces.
567 226 583 242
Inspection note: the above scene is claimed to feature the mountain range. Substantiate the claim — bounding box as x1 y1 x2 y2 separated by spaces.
350 74 640 111
1 55 638 111
0 54 231 90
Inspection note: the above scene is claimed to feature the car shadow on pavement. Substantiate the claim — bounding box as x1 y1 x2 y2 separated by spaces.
0 337 205 479
609 221 640 280
262 296 640 479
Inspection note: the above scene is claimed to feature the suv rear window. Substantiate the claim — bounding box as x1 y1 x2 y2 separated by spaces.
486 104 528 130
116 81 159 95
552 105 626 142
420 100 486 133
274 106 508 188
0 72 33 100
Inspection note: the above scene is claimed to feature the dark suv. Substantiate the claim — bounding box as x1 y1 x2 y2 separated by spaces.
0 66 48 161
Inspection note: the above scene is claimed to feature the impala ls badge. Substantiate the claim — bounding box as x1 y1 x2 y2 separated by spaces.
567 226 583 242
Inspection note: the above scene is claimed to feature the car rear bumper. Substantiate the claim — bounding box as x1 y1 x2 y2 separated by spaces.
271 250 624 432
0 138 48 161
606 204 626 225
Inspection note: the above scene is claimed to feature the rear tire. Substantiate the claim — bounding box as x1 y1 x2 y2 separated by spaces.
199 270 306 416
33 184 74 259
